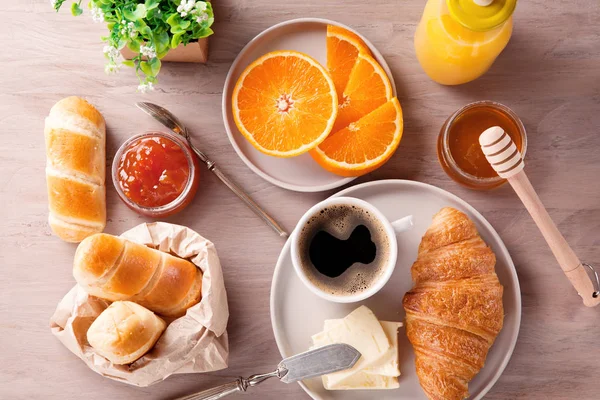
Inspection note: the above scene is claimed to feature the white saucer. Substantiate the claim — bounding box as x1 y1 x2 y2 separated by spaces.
270 180 521 400
222 18 397 192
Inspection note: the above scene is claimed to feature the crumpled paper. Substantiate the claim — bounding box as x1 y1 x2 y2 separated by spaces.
50 222 229 387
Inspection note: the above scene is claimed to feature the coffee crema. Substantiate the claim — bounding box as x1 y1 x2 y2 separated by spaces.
297 204 390 297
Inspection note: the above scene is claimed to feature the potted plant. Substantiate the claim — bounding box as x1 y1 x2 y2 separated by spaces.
52 0 215 92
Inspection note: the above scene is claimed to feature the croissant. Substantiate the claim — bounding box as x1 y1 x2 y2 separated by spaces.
403 207 504 400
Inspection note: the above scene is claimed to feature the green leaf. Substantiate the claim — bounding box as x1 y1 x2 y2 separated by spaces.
181 20 191 30
140 61 152 76
71 3 83 16
171 32 183 48
122 60 135 67
127 39 141 52
133 19 148 33
145 0 160 10
192 26 214 39
116 37 128 50
166 13 181 28
123 4 146 21
140 26 152 37
134 4 147 19
157 48 170 59
153 31 170 54
170 26 186 34
148 57 161 76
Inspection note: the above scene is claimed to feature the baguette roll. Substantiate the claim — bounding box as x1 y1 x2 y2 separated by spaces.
74 233 203 317
87 301 166 365
44 96 106 242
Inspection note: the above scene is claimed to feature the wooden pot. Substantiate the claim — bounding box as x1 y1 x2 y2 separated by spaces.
120 38 209 63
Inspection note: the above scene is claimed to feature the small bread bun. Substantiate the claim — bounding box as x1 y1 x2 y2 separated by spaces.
87 301 166 365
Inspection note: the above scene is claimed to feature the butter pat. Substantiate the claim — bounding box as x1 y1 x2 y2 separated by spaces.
311 306 390 387
324 320 402 377
324 373 400 390
312 305 402 390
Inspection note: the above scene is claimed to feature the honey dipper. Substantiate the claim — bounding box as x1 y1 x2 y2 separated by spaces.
479 126 600 307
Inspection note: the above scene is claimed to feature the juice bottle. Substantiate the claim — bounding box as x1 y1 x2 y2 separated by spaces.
414 0 517 85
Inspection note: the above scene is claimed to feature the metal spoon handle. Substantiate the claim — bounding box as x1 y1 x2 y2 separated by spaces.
184 130 287 237
210 164 288 237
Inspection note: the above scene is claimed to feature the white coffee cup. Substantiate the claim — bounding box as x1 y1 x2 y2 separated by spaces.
290 196 413 303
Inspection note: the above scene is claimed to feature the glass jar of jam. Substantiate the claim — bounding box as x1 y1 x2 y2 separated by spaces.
437 101 527 190
112 131 200 217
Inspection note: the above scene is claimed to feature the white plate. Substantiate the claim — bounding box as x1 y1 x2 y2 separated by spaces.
270 180 521 400
222 18 397 192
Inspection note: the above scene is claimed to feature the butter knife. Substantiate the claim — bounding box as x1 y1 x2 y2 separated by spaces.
173 344 361 400
136 102 288 238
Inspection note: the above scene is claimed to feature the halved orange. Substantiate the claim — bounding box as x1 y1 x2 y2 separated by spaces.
311 97 403 177
332 52 394 133
327 25 371 102
232 50 338 157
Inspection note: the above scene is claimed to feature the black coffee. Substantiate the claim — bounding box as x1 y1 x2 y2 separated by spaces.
309 225 376 278
298 204 390 296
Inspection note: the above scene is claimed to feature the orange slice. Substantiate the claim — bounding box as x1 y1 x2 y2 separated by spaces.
327 25 371 102
332 52 394 133
311 97 403 177
232 50 338 157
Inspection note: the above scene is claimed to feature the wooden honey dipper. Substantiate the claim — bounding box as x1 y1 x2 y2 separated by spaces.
479 126 600 307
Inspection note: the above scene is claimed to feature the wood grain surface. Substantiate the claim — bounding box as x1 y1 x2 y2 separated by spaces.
1 0 599 399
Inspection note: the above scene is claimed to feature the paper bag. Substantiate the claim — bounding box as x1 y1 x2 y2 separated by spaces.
50 222 229 387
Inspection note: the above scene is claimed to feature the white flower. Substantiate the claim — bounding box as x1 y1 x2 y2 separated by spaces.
177 0 196 17
103 45 120 61
104 62 121 75
140 45 157 59
195 12 208 23
119 21 136 37
187 2 209 23
127 22 137 38
50 0 57 7
138 82 155 93
91 5 104 23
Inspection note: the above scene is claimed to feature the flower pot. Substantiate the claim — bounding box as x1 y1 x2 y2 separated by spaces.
120 38 209 63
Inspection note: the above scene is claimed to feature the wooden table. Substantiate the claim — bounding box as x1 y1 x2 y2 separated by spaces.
1 1 599 399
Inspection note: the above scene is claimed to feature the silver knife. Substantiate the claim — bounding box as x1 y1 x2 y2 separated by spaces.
173 344 361 400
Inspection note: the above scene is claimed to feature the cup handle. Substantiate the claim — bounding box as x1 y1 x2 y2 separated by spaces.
390 215 414 234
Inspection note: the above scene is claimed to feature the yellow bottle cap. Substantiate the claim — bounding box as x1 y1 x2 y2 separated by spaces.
446 0 517 32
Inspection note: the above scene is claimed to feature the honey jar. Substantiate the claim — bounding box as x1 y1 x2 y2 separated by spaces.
437 101 527 190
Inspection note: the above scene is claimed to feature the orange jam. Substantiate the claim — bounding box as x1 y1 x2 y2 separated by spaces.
438 101 526 190
117 135 194 209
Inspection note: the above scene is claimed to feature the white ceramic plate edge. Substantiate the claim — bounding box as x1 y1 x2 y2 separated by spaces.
270 179 522 400
222 18 397 192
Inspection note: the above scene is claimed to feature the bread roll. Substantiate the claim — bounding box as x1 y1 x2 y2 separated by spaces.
44 96 106 242
74 233 203 317
87 301 166 365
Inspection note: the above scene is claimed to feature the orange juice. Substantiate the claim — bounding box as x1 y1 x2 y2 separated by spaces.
415 0 516 85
